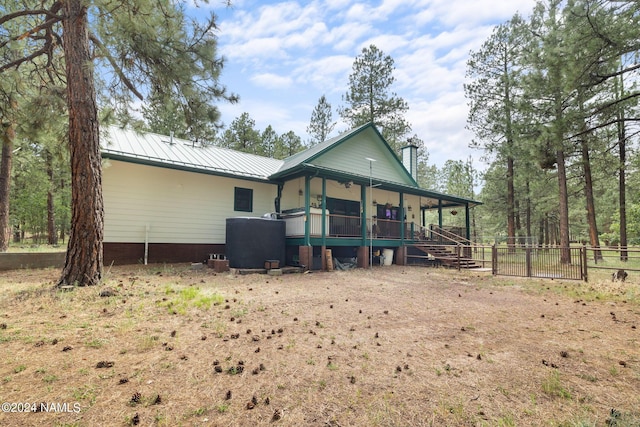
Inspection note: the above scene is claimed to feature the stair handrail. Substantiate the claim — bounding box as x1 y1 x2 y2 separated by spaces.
424 225 473 246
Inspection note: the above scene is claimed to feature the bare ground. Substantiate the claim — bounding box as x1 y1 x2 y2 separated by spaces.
0 265 638 426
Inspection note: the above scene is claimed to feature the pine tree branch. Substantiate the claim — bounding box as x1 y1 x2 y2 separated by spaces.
89 33 144 101
0 5 61 27
592 62 640 82
0 46 50 73
0 3 63 73
0 16 62 53
570 116 640 139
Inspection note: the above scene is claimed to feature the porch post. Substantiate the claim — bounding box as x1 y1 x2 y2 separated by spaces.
321 177 327 246
304 175 311 246
360 183 367 247
465 203 471 241
399 192 405 244
438 200 443 243
321 177 327 271
358 183 369 268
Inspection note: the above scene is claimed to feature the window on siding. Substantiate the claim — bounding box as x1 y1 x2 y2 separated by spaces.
234 187 253 212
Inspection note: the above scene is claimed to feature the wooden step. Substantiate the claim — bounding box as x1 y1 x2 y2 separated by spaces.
410 244 481 269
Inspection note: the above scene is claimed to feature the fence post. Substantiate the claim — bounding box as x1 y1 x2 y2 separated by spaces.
525 247 532 278
491 244 497 275
582 244 588 282
457 244 461 271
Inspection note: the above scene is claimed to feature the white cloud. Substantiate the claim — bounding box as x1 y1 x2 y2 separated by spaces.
360 34 410 54
250 73 293 89
413 0 535 28
323 22 373 52
292 55 353 93
221 36 289 61
210 0 539 169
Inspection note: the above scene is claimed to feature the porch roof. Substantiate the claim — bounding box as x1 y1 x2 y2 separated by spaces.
291 163 481 208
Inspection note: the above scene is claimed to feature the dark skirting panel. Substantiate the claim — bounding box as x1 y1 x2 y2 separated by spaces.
104 242 226 265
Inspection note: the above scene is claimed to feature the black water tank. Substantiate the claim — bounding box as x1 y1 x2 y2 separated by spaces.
226 217 286 269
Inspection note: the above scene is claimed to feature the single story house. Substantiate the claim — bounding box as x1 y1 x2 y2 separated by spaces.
101 123 480 268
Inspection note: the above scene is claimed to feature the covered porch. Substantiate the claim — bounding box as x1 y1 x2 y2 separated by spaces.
277 171 478 269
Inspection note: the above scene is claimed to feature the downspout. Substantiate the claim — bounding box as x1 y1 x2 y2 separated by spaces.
144 224 149 265
275 183 283 213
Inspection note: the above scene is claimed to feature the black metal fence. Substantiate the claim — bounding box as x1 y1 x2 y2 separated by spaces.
408 243 639 281
492 246 586 281
585 246 640 275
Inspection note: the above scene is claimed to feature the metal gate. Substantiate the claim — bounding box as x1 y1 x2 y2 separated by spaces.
492 246 586 281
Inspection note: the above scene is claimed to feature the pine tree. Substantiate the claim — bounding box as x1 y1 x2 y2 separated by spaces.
306 95 335 145
0 71 20 251
220 113 262 154
261 125 279 158
274 131 304 159
465 14 528 248
0 101 16 251
339 45 411 152
0 1 236 285
505 0 574 261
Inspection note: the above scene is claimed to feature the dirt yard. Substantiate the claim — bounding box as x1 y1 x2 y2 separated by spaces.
0 264 638 426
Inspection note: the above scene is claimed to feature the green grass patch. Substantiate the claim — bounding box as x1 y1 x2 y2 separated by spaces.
158 286 224 315
85 338 106 349
71 385 98 405
542 370 572 399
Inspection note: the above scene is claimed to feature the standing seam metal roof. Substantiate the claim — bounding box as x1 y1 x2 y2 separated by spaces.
101 126 284 180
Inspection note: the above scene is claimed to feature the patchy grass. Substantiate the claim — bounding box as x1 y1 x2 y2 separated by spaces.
542 370 572 399
0 265 638 426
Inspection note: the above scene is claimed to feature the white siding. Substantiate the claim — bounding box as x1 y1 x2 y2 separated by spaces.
280 178 364 212
103 160 277 243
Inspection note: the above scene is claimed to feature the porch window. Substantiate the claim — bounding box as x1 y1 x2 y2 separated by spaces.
234 187 253 212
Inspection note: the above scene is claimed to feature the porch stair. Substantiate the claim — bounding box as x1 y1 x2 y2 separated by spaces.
411 244 481 269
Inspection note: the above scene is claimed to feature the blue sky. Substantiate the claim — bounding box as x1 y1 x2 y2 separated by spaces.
192 0 538 169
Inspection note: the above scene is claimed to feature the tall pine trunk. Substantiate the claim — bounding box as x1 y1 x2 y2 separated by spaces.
46 149 58 245
506 156 516 248
525 179 531 246
556 147 571 263
59 0 104 286
580 136 600 258
578 96 601 260
0 118 14 252
616 73 628 261
503 49 516 250
618 120 627 261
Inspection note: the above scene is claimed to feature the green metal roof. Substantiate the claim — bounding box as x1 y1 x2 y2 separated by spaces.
100 124 481 207
101 126 283 182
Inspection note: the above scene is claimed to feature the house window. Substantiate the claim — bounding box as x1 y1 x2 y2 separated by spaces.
234 187 253 212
